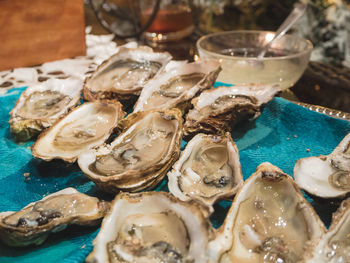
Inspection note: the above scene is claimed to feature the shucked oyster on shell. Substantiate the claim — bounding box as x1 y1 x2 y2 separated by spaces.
86 191 214 263
9 78 82 141
0 188 109 247
32 100 125 163
305 198 350 263
294 133 350 199
78 109 183 193
83 46 172 106
133 59 221 113
184 84 280 137
208 162 326 263
168 132 243 208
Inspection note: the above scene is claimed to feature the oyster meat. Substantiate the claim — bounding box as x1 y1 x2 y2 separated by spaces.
86 191 214 263
134 59 221 112
209 162 326 263
294 133 350 198
78 109 183 193
184 84 280 137
83 46 172 106
0 188 109 247
32 100 125 163
168 133 243 208
9 78 82 141
306 198 350 263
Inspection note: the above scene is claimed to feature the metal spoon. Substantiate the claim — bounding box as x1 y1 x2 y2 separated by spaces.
258 3 307 58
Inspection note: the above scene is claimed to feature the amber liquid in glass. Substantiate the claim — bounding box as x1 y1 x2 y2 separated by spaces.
141 4 193 34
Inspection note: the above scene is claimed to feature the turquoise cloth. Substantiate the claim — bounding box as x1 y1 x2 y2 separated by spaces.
0 86 350 262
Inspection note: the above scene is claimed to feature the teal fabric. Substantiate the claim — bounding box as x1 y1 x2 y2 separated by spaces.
0 86 350 262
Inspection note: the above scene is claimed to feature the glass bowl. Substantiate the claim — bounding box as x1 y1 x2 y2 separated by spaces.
197 30 313 90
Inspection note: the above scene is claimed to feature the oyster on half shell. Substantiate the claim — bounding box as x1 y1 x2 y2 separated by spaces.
78 109 183 193
9 78 82 141
305 198 350 263
0 188 109 247
294 133 350 199
168 133 243 208
133 59 221 113
86 191 214 263
184 84 280 137
209 163 326 263
83 46 172 106
32 100 125 163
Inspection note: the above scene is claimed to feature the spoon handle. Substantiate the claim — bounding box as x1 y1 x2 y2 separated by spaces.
258 3 307 58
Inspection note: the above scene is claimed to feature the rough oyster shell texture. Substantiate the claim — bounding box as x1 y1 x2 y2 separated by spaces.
305 198 350 263
168 132 243 208
184 84 281 137
78 109 183 193
9 78 82 141
83 46 172 107
86 191 214 263
134 59 221 113
32 100 125 163
0 188 109 247
294 132 350 198
208 163 326 263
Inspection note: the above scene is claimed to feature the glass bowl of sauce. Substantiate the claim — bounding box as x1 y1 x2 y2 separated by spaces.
197 30 313 90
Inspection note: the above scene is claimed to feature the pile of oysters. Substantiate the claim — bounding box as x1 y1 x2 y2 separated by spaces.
1 44 350 263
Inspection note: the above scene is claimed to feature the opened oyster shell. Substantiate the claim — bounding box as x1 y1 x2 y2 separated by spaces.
184 84 280 137
134 59 221 112
32 100 125 163
294 133 350 199
305 198 350 263
86 191 214 263
78 109 183 193
209 162 326 263
168 133 243 208
0 188 109 247
9 78 82 141
83 46 172 106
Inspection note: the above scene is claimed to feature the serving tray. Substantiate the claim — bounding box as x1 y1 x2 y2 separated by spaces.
1 87 350 262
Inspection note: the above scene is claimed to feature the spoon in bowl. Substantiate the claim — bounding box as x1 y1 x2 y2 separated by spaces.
258 3 307 58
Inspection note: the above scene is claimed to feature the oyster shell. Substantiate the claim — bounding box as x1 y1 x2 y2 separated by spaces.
32 100 125 163
305 198 350 263
184 84 280 137
78 109 183 193
83 46 172 106
294 133 350 199
133 59 221 112
9 78 82 141
86 191 214 263
168 132 243 208
0 188 109 247
209 162 326 263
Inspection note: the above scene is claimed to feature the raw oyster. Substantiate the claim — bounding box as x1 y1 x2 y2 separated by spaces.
184 84 280 137
86 191 214 263
305 198 350 263
209 162 326 263
0 188 109 247
32 100 125 163
9 78 82 141
134 59 221 112
83 46 172 106
78 109 183 193
294 133 350 199
168 133 243 208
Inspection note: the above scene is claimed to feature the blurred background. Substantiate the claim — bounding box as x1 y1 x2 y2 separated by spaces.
86 0 350 67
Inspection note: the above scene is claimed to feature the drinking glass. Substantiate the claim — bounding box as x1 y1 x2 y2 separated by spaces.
140 0 194 42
